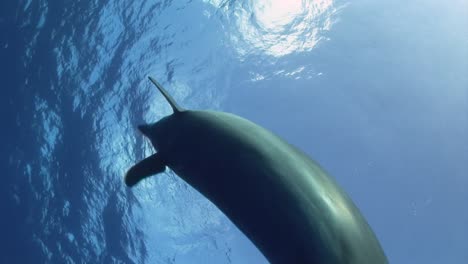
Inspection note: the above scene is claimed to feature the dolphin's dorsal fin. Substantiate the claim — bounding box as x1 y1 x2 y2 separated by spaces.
148 76 184 113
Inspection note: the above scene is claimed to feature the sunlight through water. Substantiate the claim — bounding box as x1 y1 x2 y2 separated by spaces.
216 0 339 57
254 0 304 32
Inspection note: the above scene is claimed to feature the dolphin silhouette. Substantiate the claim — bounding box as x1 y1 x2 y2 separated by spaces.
125 76 388 264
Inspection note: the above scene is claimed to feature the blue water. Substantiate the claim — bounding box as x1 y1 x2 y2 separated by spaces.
2 0 467 263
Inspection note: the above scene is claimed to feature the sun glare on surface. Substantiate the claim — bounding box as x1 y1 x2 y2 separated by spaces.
212 0 337 58
253 0 303 33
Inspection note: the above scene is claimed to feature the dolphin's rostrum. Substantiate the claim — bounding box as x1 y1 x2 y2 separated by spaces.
125 76 388 264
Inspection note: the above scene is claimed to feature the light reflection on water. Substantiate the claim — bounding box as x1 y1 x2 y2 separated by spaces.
10 0 468 262
17 0 340 262
216 0 338 57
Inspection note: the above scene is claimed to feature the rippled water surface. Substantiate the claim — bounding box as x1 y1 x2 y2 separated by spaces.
2 0 467 263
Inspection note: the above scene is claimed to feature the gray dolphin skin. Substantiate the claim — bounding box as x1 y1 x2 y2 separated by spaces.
125 77 388 264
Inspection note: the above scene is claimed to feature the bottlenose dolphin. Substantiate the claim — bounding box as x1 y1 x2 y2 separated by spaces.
125 77 387 263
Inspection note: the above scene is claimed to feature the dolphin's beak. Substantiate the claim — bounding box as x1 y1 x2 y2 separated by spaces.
138 124 151 137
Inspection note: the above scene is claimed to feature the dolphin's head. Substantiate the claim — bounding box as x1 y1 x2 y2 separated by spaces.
124 114 179 187
124 77 189 187
137 114 181 152
137 76 186 152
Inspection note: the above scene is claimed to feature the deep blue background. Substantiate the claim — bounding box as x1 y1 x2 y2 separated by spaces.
2 0 467 263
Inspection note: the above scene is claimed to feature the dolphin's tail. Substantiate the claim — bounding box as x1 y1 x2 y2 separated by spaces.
148 76 184 113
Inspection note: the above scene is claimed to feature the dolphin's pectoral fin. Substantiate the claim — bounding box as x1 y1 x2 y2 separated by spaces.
125 153 166 187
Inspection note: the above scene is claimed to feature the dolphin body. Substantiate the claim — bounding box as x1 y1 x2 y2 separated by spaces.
125 77 387 264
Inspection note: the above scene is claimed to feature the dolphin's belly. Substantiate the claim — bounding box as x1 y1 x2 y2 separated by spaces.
166 111 387 264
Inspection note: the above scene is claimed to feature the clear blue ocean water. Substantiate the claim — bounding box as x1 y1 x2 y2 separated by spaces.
1 0 467 263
